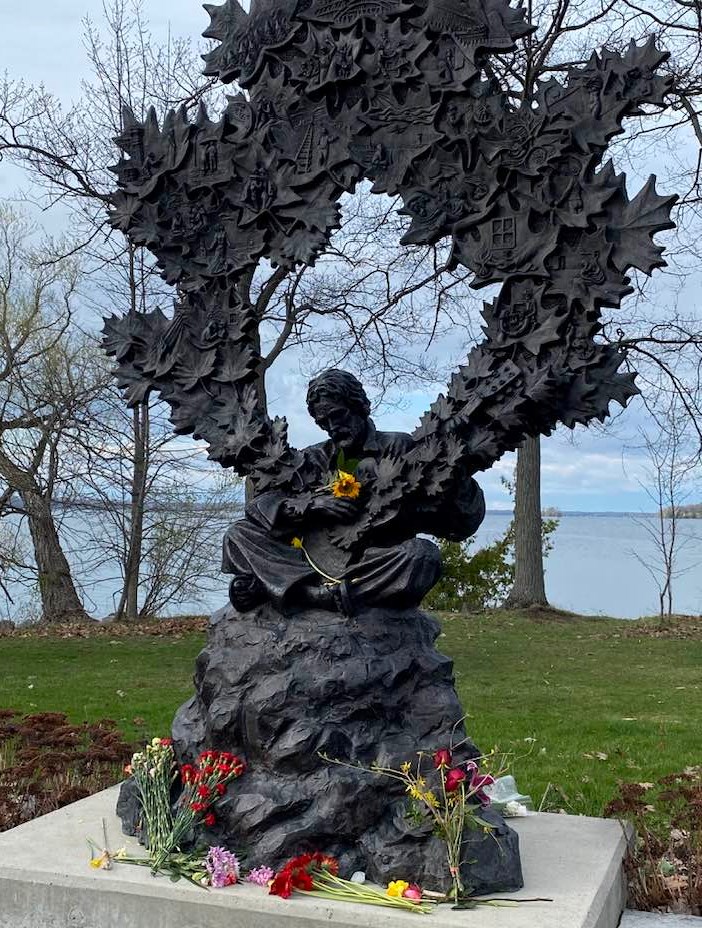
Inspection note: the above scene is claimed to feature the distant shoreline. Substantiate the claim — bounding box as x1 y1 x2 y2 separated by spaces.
10 496 665 519
485 509 659 517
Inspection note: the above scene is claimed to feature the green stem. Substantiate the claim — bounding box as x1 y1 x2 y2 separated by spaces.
297 540 343 584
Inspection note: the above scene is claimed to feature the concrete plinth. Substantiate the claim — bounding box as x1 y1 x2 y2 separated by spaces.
0 786 627 928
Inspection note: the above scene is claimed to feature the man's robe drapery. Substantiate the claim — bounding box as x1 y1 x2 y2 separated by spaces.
222 421 485 612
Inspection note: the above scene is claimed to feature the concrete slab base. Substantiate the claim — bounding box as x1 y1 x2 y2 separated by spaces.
0 786 628 928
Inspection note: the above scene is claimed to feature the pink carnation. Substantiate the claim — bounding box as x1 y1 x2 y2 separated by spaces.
246 866 275 886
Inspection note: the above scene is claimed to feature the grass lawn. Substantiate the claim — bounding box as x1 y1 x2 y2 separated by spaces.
1 610 700 818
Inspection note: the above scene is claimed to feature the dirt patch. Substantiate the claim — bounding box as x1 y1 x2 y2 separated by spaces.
619 615 702 640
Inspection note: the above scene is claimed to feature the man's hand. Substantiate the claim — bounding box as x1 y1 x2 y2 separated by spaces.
309 495 359 523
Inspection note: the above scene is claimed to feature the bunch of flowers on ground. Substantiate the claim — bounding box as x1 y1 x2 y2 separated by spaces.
104 737 246 878
321 742 509 904
126 738 176 861
89 839 241 889
151 748 246 871
246 865 276 886
269 851 432 913
205 846 241 887
385 747 501 904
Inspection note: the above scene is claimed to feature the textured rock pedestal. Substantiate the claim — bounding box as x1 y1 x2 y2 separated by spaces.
163 602 522 893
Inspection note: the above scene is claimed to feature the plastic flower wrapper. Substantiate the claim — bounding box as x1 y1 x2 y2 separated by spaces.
483 774 534 814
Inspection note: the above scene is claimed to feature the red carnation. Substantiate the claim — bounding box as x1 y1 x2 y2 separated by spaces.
180 764 196 784
216 782 226 796
190 801 206 813
270 871 293 898
197 784 211 799
445 767 467 792
160 738 173 747
292 869 314 891
204 812 216 827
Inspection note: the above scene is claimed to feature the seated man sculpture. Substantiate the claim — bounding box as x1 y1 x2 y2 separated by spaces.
223 369 485 615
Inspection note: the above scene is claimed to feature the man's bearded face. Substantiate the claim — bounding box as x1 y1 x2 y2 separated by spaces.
312 399 367 449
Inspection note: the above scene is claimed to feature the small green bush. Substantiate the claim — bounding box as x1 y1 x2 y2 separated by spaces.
424 516 558 613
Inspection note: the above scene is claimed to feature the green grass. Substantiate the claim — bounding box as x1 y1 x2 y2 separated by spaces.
2 611 701 817
0 636 202 744
442 611 702 816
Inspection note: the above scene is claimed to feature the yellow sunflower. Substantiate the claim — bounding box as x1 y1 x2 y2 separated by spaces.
331 470 362 499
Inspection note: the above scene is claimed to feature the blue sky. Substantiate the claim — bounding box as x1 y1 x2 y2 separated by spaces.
1 1 698 513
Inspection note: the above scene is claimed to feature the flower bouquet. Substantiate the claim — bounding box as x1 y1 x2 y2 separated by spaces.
322 743 511 905
96 737 246 880
269 851 432 913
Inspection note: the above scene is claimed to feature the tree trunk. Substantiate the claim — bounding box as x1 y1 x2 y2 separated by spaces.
19 488 89 623
115 403 149 620
504 435 548 609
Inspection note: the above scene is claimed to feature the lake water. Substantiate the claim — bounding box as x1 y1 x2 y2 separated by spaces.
473 512 702 619
4 513 701 622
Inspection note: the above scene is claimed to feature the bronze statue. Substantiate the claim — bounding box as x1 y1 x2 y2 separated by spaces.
109 0 677 897
223 369 485 614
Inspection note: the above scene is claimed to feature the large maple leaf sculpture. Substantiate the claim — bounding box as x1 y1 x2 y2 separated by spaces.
103 2 677 549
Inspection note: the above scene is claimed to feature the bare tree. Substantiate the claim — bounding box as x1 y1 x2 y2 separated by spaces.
0 206 107 622
631 396 701 618
503 436 549 608
0 0 481 614
0 0 224 620
69 382 242 619
482 0 702 606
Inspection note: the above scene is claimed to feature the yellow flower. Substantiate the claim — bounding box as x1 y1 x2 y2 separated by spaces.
331 470 362 500
89 851 111 870
387 879 410 898
423 790 439 809
401 761 412 775
291 536 304 549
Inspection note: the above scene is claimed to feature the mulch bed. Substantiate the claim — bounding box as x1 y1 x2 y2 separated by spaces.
0 709 134 833
0 616 209 640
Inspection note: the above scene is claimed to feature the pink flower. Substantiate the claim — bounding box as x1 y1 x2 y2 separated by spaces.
246 866 275 886
444 767 467 792
403 883 423 901
468 771 495 805
205 846 240 888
